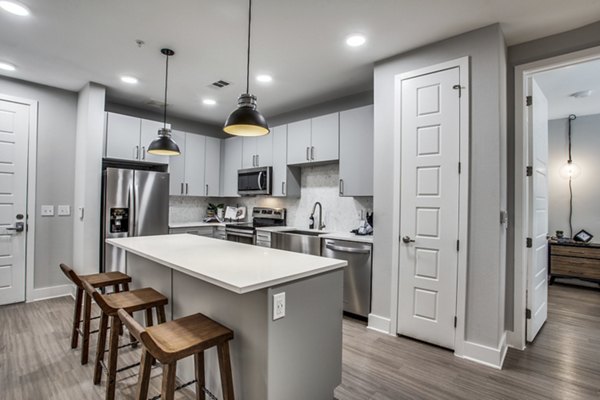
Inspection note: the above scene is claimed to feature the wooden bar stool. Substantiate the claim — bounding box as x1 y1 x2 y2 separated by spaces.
118 309 235 400
59 263 131 365
82 280 168 400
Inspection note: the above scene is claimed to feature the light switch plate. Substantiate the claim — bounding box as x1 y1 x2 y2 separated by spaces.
41 205 54 217
58 205 71 216
273 292 286 320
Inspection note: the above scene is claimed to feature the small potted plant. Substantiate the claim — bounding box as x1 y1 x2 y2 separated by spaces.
207 203 224 219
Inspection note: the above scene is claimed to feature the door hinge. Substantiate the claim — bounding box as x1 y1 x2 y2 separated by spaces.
458 162 461 174
526 237 533 248
526 166 533 177
526 95 532 106
526 308 531 319
454 316 457 328
456 240 460 251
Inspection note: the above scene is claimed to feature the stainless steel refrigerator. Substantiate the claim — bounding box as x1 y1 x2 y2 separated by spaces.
101 167 169 273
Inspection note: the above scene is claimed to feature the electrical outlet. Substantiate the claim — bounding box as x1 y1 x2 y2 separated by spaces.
58 205 71 216
41 205 54 217
273 292 285 320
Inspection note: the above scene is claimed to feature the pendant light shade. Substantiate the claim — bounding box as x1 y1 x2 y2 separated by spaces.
223 0 269 136
148 48 181 156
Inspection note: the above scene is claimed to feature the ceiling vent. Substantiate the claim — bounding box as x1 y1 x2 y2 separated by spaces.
146 99 167 108
210 80 231 88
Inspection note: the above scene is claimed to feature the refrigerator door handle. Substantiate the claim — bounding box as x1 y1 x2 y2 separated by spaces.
128 182 136 237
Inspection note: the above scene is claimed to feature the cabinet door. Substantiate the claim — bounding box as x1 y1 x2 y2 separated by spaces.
242 137 257 168
169 130 186 195
184 133 206 196
205 136 221 196
105 113 141 160
339 105 374 196
221 137 242 197
256 133 273 167
287 119 311 165
272 125 287 197
140 119 170 164
311 112 339 162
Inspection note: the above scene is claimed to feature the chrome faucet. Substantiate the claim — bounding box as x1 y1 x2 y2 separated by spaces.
309 201 325 230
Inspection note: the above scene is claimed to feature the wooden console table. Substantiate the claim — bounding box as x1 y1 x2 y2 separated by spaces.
549 240 600 284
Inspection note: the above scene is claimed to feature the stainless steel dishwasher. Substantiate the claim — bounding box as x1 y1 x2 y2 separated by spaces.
321 239 372 319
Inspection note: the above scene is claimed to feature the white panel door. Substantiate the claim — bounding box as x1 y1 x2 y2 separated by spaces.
287 119 311 165
311 112 339 162
0 100 29 305
242 137 257 168
397 67 461 349
339 105 374 196
256 133 273 167
168 130 186 195
140 119 170 164
204 136 221 196
184 133 206 196
105 112 141 160
526 78 549 342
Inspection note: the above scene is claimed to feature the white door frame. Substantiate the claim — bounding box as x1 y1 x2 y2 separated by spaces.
0 93 38 303
390 56 470 356
510 45 600 350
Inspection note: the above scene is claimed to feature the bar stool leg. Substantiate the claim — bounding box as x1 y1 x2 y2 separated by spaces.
145 308 154 327
106 315 121 400
71 287 83 349
157 305 166 324
217 342 234 400
94 312 109 385
194 353 205 400
161 362 177 400
135 349 154 400
81 292 92 365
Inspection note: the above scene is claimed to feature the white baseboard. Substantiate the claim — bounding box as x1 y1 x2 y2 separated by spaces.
27 284 73 303
507 329 526 350
459 332 508 369
367 313 392 335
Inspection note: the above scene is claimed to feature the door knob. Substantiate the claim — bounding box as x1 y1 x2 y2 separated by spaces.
402 235 415 243
6 222 25 233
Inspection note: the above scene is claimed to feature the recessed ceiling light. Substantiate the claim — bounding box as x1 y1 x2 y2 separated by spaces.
256 74 272 83
570 90 592 98
0 1 30 16
202 98 217 106
0 62 16 71
120 76 138 84
346 34 366 47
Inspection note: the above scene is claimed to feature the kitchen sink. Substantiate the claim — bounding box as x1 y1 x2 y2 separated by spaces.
271 229 325 255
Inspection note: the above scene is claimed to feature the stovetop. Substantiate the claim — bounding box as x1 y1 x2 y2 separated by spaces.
225 207 286 231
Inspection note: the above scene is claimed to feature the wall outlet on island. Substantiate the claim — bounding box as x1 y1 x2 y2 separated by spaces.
273 292 285 320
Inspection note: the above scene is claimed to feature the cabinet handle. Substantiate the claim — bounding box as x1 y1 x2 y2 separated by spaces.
181 182 184 195
339 179 344 195
282 181 286 195
205 184 209 196
134 145 139 160
311 146 315 160
142 146 146 160
252 154 256 166
256 154 259 166
306 147 310 161
186 183 189 195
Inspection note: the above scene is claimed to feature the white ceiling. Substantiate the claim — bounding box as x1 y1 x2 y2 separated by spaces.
534 58 600 120
1 0 600 126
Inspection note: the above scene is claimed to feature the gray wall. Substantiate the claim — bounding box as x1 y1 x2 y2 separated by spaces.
0 76 77 289
373 24 507 348
548 114 600 239
505 20 600 330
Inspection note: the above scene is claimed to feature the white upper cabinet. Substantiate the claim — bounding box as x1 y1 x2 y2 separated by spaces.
272 125 300 197
205 137 221 196
169 130 186 195
105 112 141 161
286 113 339 165
310 112 339 163
105 112 170 163
242 135 273 168
287 119 312 165
140 119 170 164
339 105 374 196
221 137 243 197
184 133 206 196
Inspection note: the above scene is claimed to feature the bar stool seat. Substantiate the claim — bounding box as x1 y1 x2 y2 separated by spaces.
83 280 168 400
119 310 235 400
59 263 132 365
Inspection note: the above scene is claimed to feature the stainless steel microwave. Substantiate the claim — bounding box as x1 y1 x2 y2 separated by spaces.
238 166 271 195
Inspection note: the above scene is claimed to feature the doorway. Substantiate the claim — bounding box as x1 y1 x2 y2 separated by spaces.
512 47 600 349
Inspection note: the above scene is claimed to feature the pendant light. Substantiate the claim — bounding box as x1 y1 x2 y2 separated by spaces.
148 48 181 156
559 114 579 238
223 0 269 136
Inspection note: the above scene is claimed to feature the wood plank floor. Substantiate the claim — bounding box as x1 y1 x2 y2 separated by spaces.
0 283 598 399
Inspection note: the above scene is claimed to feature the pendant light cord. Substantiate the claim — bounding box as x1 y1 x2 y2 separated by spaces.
246 0 252 94
567 114 576 162
567 114 576 238
163 53 170 130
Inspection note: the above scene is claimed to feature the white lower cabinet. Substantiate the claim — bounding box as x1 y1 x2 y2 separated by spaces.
213 226 227 240
255 230 272 247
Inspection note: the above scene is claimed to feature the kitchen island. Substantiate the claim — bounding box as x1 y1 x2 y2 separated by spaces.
106 234 346 400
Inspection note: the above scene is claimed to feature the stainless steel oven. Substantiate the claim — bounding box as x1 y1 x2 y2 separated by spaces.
238 166 271 195
225 207 286 245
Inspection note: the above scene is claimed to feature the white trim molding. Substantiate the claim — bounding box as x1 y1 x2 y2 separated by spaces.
460 332 508 370
511 45 600 350
26 284 73 303
390 56 470 357
367 313 392 334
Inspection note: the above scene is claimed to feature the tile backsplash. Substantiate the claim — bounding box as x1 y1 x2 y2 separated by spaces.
169 163 373 233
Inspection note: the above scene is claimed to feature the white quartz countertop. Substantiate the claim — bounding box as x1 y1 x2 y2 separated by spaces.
107 234 346 294
169 221 225 229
